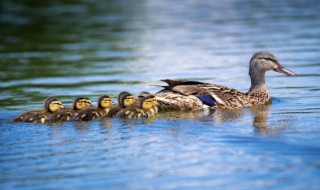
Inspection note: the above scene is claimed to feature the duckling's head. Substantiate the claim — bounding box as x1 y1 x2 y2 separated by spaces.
118 92 130 106
118 92 136 108
138 91 151 101
73 97 92 110
140 95 157 110
44 97 64 113
249 51 296 76
98 95 113 109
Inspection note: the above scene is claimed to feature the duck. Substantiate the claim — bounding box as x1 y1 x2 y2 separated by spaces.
74 95 115 121
155 51 297 110
46 97 92 123
13 97 64 123
116 94 158 118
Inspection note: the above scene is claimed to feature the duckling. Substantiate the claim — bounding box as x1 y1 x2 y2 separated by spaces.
116 94 158 118
118 91 136 108
141 94 159 117
138 92 159 114
47 97 92 123
75 95 115 121
13 97 64 123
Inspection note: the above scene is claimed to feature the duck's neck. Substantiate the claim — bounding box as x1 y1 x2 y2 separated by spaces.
248 68 269 95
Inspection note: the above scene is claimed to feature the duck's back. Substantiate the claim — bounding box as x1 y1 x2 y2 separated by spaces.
156 79 253 110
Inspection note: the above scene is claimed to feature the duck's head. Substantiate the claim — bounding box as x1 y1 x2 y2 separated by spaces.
140 94 158 110
73 97 92 110
249 51 296 77
98 95 113 109
45 97 64 113
118 92 136 108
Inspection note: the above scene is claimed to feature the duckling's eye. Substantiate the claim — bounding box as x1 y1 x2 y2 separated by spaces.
145 100 153 103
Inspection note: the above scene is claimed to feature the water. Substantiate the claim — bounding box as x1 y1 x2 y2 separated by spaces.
1 0 320 189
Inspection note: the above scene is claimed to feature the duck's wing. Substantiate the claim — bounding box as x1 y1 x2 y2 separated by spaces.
198 84 252 109
158 79 251 109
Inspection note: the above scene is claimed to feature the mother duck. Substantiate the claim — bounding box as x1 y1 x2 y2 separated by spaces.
155 51 296 110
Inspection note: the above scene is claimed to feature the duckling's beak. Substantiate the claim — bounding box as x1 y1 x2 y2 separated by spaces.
274 66 297 76
60 105 65 109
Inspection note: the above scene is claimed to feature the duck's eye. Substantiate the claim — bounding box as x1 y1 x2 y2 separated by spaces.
145 100 153 103
261 57 274 62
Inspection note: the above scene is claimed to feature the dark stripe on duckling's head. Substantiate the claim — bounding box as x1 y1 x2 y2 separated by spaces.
98 95 112 109
73 97 91 110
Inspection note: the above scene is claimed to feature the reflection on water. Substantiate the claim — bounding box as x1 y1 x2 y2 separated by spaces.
1 0 320 189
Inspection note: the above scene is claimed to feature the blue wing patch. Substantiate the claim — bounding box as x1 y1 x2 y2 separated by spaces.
197 95 216 107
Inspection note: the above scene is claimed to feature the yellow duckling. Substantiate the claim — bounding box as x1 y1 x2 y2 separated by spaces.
116 94 158 118
13 97 64 123
138 92 159 114
75 95 115 121
47 97 92 123
117 91 136 108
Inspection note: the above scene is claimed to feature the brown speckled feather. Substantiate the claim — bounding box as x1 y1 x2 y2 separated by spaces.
156 79 269 110
47 108 75 123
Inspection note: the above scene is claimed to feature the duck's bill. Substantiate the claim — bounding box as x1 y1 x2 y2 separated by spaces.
274 67 297 76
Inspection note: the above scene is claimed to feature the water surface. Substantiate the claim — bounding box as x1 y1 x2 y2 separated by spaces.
1 0 320 189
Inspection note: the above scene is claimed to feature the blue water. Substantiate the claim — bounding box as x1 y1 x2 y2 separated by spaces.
1 0 320 189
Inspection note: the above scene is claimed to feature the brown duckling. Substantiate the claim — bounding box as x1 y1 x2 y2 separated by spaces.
75 95 116 121
116 94 158 118
47 97 92 123
13 97 64 123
